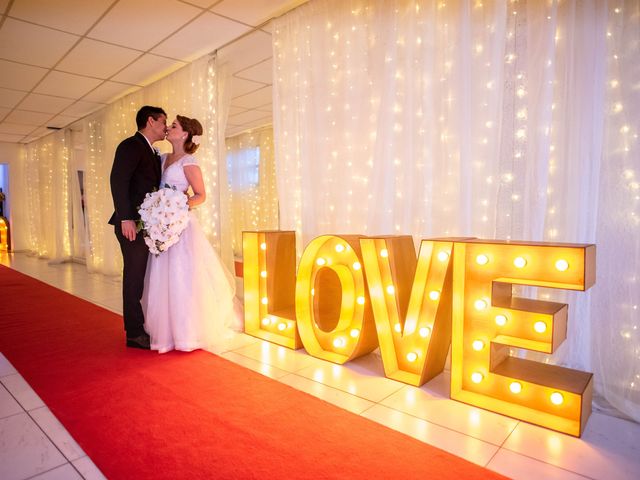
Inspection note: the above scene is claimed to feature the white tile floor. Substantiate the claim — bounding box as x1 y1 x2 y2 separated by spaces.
1 252 639 480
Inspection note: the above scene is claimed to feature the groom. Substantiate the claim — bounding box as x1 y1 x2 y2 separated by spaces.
109 106 167 349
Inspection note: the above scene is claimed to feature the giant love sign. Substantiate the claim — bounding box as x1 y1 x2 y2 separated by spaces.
243 231 596 437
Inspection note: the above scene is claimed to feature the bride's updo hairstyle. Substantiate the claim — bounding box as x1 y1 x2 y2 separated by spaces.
177 115 203 154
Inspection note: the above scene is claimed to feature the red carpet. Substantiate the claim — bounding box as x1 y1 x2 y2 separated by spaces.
0 265 506 479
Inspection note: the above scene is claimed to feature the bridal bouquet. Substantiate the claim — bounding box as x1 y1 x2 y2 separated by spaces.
137 185 189 255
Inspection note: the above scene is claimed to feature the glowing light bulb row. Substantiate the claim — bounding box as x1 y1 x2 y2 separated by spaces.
473 254 570 271
391 324 432 338
260 317 291 332
470 373 565 403
332 329 362 348
384 287 441 299
471 311 549 333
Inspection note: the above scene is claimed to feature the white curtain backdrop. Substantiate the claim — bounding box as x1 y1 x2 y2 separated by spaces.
226 126 279 257
81 54 233 275
273 0 639 421
23 130 73 262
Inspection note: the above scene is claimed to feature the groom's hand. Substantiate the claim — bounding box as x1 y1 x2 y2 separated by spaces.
121 220 137 241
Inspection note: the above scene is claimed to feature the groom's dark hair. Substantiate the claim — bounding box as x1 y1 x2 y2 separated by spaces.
136 105 166 130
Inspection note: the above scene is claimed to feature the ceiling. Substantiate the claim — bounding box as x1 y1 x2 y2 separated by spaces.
0 0 305 144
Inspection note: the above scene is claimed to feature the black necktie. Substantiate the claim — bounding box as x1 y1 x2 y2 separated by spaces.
153 149 161 178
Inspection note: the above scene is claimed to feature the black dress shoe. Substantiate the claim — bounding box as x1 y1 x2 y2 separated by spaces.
126 333 151 349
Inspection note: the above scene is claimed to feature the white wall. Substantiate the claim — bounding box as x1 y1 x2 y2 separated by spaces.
0 141 28 251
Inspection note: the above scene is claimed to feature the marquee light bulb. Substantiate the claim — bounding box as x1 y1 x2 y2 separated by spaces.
356 296 365 305
474 299 488 310
406 352 418 362
261 317 270 326
514 257 527 268
260 270 267 278
386 285 395 295
534 321 547 333
277 322 287 331
471 372 484 383
333 337 346 348
472 340 485 351
394 323 402 333
550 392 564 405
510 382 523 394
316 257 326 266
352 261 361 270
260 242 267 250
428 290 440 300
437 251 450 262
261 297 268 305
335 244 345 253
555 259 569 271
419 326 431 337
350 328 360 338
476 254 489 265
380 248 389 258
495 314 508 326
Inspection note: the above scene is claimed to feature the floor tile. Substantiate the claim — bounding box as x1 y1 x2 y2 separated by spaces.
295 355 405 403
487 448 591 480
219 351 291 379
30 463 83 480
0 413 67 480
278 373 375 414
1 374 45 410
72 456 107 480
361 404 499 466
0 384 23 419
0 353 18 377
502 412 640 480
84 291 121 304
380 381 518 445
233 340 324 373
30 407 85 461
92 301 122 314
216 332 260 352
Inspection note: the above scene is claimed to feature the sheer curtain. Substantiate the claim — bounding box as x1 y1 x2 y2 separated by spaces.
82 54 234 275
592 0 640 421
226 126 279 257
273 0 639 421
23 130 73 262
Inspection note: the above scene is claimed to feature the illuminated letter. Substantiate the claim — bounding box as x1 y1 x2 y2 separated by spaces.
361 237 454 386
451 240 596 436
242 231 301 348
296 235 378 363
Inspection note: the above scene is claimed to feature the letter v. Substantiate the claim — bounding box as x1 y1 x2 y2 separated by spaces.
360 237 454 386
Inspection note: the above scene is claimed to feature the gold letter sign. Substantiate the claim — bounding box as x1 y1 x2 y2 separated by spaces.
360 236 454 386
243 231 301 349
296 235 378 364
451 240 595 437
243 232 596 436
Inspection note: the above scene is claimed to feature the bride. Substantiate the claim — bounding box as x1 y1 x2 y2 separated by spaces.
142 114 241 353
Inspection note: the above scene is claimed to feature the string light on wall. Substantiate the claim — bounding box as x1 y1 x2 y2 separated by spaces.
226 127 278 257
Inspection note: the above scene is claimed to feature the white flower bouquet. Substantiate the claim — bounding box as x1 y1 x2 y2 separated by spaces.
137 185 189 255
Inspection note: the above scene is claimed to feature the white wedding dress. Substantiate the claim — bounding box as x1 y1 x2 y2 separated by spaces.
142 154 242 353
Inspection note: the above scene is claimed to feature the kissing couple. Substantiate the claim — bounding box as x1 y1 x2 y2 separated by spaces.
109 105 242 352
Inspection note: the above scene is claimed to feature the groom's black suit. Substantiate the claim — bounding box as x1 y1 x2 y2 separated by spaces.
109 131 161 337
